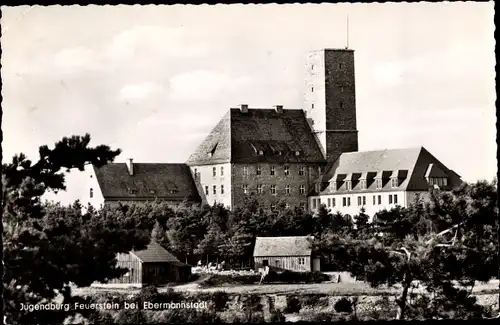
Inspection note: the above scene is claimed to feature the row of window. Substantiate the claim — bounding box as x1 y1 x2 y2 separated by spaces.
428 177 448 187
196 165 315 178
205 184 308 196
330 178 400 192
312 194 399 209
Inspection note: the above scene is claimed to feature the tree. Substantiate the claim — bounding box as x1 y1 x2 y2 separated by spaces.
2 134 154 324
318 181 498 320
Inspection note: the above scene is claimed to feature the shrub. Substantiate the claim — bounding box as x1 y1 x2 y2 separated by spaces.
149 309 221 323
285 296 301 313
269 309 286 322
87 311 114 325
242 294 263 312
113 309 147 324
192 291 229 312
231 311 266 323
334 297 353 314
134 285 160 306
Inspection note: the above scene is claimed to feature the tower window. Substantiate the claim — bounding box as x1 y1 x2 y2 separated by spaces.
271 185 277 195
213 167 216 177
339 102 344 108
311 103 315 109
90 188 93 198
299 185 305 194
205 186 209 195
311 86 314 92
270 166 275 176
339 63 343 69
213 185 217 195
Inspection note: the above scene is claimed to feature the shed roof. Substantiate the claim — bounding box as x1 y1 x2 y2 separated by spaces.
253 236 314 257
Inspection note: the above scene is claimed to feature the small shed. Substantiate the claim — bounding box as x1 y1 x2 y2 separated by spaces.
253 236 320 273
109 242 191 286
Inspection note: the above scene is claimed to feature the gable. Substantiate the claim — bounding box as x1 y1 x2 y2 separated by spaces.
186 111 231 165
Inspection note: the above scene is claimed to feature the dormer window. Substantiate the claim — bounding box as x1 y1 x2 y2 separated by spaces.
169 189 177 194
129 189 137 194
315 183 320 192
391 178 399 188
258 150 264 155
346 181 352 191
359 180 367 190
376 179 382 189
330 182 337 192
295 151 300 156
150 190 156 194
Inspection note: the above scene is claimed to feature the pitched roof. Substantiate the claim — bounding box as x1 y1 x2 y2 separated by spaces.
253 236 314 257
131 242 181 263
315 146 462 195
186 108 325 165
93 163 200 201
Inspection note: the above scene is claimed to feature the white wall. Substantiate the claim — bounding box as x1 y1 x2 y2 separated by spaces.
310 190 428 220
82 165 105 210
190 163 232 209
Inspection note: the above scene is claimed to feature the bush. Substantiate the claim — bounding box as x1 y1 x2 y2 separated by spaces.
334 297 354 314
134 285 160 306
192 291 230 312
148 309 221 323
285 296 301 313
230 311 266 323
269 309 286 322
113 309 147 324
242 294 263 312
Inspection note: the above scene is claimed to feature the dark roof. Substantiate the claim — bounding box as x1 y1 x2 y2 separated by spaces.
315 146 462 195
93 163 200 201
186 108 326 165
131 242 181 263
253 236 314 257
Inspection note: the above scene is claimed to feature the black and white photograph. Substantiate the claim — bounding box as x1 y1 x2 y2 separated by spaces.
1 2 497 324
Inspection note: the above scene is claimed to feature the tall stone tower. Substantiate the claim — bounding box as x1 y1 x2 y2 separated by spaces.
304 49 358 162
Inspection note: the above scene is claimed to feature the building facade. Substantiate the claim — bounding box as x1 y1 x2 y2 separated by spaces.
85 48 462 213
253 236 320 273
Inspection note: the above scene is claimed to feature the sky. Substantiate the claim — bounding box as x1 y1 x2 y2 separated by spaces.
1 3 496 204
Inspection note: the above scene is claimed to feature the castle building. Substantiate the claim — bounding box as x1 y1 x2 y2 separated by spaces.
85 48 462 216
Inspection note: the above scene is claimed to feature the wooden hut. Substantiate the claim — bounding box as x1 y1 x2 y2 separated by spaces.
253 236 320 272
109 242 191 285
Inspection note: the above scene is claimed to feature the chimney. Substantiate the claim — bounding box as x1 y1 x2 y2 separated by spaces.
274 105 283 113
239 104 248 113
126 158 134 176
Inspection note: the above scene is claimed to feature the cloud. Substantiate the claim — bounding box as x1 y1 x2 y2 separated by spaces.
119 82 163 101
105 25 210 62
168 70 253 101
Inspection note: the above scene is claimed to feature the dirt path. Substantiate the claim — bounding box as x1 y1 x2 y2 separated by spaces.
71 280 499 297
